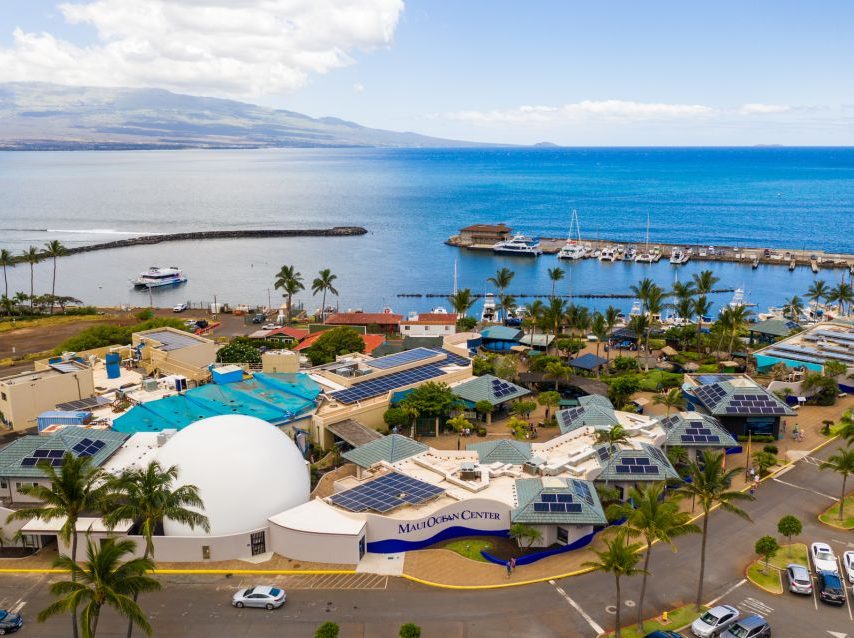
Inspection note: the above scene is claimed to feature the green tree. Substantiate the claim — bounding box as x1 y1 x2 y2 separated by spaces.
472 355 495 376
783 295 804 321
399 623 422 638
22 245 41 310
38 538 160 638
776 515 802 550
819 447 854 522
511 400 537 419
801 371 840 406
474 399 494 424
715 305 752 357
488 268 515 321
671 280 696 301
693 295 713 356
447 288 476 318
457 315 477 331
591 311 608 362
311 268 339 320
216 338 262 364
806 280 829 308
603 305 621 362
7 453 110 638
653 387 685 416
544 361 570 391
835 409 854 444
692 270 720 296
446 414 472 433
595 424 631 451
509 522 542 548
547 266 565 299
582 532 646 638
492 354 518 381
314 622 340 638
499 294 517 324
542 297 567 349
823 360 847 379
630 277 656 313
274 265 305 322
400 382 459 435
608 376 640 408
537 391 561 421
828 282 854 316
754 535 780 574
752 450 777 477
383 406 410 430
554 337 585 357
43 240 67 314
0 248 12 303
528 354 561 373
307 327 364 365
676 451 753 610
606 483 699 634
628 313 649 367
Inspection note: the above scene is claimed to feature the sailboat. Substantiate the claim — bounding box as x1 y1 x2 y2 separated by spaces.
635 213 655 263
558 209 589 260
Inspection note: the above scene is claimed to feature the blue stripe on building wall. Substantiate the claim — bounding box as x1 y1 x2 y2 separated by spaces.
366 526 509 553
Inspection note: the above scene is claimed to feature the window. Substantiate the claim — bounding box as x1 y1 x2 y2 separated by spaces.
15 481 37 491
557 527 569 544
0 479 6 489
202 545 211 559
0 392 6 401
404 326 410 331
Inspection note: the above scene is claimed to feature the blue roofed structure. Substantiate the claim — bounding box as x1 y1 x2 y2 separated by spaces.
568 353 608 372
556 396 619 434
480 326 523 352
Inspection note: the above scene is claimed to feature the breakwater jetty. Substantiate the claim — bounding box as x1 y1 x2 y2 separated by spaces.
53 227 368 257
396 289 737 299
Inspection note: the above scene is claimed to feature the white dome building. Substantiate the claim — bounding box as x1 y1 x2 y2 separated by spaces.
156 415 309 536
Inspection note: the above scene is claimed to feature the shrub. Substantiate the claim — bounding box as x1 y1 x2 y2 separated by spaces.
752 450 777 476
384 407 410 429
307 326 365 365
216 338 261 364
472 355 495 376
457 316 477 331
611 356 638 371
135 308 155 321
737 434 775 443
399 624 421 638
54 317 188 354
315 622 340 638
762 444 778 455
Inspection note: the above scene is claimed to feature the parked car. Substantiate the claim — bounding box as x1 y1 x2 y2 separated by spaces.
0 609 24 634
720 615 771 638
810 542 838 574
785 564 813 595
817 570 846 606
644 632 682 638
691 604 740 637
172 302 188 313
843 551 854 584
232 585 286 610
251 313 266 324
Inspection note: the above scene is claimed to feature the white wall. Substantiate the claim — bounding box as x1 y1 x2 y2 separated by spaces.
532 523 592 548
269 525 363 564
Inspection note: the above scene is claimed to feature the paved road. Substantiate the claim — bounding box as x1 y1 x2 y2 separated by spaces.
2 439 851 638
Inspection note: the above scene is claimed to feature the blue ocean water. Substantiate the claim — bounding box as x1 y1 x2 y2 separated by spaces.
0 147 852 316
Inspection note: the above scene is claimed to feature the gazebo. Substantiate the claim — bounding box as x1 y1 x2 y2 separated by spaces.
569 353 608 375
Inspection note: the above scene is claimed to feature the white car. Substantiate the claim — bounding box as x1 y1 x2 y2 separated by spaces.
232 585 286 610
691 604 740 637
843 551 854 584
172 302 188 312
810 542 838 574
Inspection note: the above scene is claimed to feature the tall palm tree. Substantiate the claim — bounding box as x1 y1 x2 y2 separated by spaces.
828 282 854 316
542 297 567 350
499 294 517 324
547 266 565 299
693 295 713 356
582 532 646 638
21 245 41 310
487 268 515 321
783 295 804 321
607 483 699 634
447 288 476 318
676 451 752 610
717 305 752 357
642 285 669 368
819 448 854 522
565 304 591 337
0 248 12 301
545 361 570 391
653 387 685 416
8 453 110 638
39 537 161 638
673 296 695 324
603 305 621 362
692 270 720 295
43 240 67 314
522 299 544 340
628 313 649 366
104 462 209 638
591 312 608 361
311 269 339 321
630 277 656 313
835 410 854 445
671 280 696 301
806 279 829 309
273 265 304 322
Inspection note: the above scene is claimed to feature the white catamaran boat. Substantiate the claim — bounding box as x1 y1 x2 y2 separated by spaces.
598 246 618 262
481 293 497 323
634 212 657 263
132 266 187 289
669 248 690 265
557 209 590 260
492 234 543 257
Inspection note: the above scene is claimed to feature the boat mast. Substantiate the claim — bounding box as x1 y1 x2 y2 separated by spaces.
453 258 458 295
645 211 650 253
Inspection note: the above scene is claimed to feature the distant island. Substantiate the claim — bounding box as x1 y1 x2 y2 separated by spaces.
533 141 560 147
0 82 493 151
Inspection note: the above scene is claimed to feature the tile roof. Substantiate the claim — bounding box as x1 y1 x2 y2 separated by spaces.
326 419 383 447
467 439 532 464
325 313 403 326
480 326 524 341
690 377 795 417
556 400 619 434
594 443 680 483
452 374 530 406
569 353 609 371
293 332 386 353
341 433 428 469
659 412 738 448
400 313 458 325
519 333 554 347
0 427 128 478
512 478 607 525
749 318 801 337
264 326 309 340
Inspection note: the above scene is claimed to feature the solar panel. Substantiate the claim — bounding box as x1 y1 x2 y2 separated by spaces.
615 465 630 474
51 459 63 467
623 457 636 465
636 458 650 465
557 494 573 503
20 458 37 467
330 362 453 404
566 503 582 513
597 446 612 461
56 396 111 412
533 502 549 512
92 440 105 450
643 465 658 474
572 480 594 505
48 449 64 458
549 503 567 512
329 471 445 513
33 449 49 458
369 348 437 370
541 493 557 502
707 435 720 442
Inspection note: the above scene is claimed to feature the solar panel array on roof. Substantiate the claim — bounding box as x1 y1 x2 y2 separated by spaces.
722 393 787 415
572 480 594 506
812 329 854 344
330 363 452 404
329 472 444 513
596 446 612 462
769 343 854 365
71 438 106 458
693 383 727 407
614 456 659 475
491 378 518 398
534 491 582 513
369 348 438 370
20 448 66 468
680 425 721 444
56 396 111 412
143 330 201 352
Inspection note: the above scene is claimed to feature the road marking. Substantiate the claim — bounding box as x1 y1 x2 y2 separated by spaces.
827 632 849 638
549 580 604 635
772 477 837 501
9 600 25 614
737 597 773 616
839 556 854 622
707 578 747 606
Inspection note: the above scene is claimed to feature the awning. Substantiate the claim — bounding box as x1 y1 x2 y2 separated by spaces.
326 419 383 447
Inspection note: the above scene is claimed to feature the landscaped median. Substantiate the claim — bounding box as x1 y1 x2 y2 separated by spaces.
746 542 808 594
818 493 854 530
598 604 706 638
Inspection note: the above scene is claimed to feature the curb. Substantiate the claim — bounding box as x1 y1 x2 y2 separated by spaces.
401 566 595 590
0 568 357 576
744 563 784 595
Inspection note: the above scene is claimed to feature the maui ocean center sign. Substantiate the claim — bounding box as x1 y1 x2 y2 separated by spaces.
397 510 501 535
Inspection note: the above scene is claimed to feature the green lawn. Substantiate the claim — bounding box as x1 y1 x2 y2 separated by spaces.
819 494 854 529
442 539 493 562
768 543 808 570
747 562 783 594
601 604 705 638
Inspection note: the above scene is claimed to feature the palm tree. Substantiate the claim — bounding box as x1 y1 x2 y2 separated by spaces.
628 313 649 366
105 462 209 638
677 451 752 610
7 453 110 638
607 483 699 634
487 268 515 321
565 304 591 337
835 410 854 445
499 294 517 325
311 269 339 321
594 424 631 449
43 240 67 314
21 245 41 310
807 279 829 309
522 299 544 340
692 270 720 295
542 298 567 350
630 278 656 313
783 295 804 321
717 305 752 357
582 532 646 638
654 387 685 416
448 288 476 318
39 537 161 638
273 265 304 322
828 282 854 316
671 280 696 301
545 361 570 391
642 285 669 367
547 266 565 299
0 249 12 301
591 311 608 360
819 448 854 522
603 305 621 362
693 295 712 356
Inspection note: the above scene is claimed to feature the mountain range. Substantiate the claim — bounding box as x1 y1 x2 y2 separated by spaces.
0 82 486 150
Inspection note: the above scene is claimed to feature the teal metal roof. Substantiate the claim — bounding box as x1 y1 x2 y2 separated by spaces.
556 400 618 434
749 318 801 337
512 477 607 525
467 439 532 464
480 326 523 341
659 412 738 448
690 377 796 417
594 443 680 483
0 427 128 478
452 374 530 406
341 433 428 469
579 395 614 409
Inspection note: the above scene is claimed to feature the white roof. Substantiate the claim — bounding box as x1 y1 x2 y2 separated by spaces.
21 517 133 534
269 499 365 536
100 432 160 475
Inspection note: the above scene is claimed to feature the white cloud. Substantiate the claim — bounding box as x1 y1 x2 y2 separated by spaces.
0 0 404 98
738 103 791 115
353 82 365 94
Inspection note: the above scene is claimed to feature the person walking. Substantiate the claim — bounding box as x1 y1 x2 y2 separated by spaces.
509 556 517 572
505 561 512 578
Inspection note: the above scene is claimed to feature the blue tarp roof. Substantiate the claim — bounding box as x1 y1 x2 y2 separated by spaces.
569 353 608 370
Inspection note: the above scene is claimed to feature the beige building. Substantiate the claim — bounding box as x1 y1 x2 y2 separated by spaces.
133 327 218 383
0 362 95 431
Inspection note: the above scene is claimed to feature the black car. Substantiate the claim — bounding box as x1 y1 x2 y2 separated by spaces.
0 609 23 634
817 570 846 605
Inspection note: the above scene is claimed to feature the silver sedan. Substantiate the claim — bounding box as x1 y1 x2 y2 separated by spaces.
231 585 287 610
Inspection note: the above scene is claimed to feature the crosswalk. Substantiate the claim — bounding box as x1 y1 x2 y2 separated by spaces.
222 573 389 591
737 596 774 617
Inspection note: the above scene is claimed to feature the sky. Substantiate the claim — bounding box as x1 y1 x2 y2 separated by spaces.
1 0 853 145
